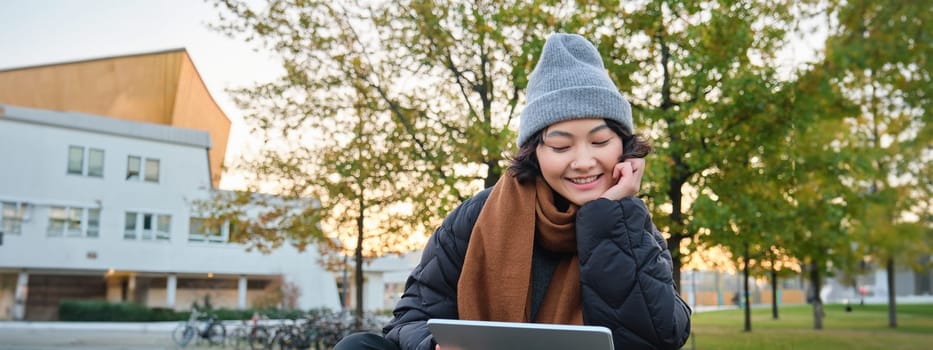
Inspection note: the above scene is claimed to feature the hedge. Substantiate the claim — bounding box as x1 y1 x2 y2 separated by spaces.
57 300 324 322
58 299 188 322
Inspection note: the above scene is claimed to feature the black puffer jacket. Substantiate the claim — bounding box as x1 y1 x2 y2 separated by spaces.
383 188 691 350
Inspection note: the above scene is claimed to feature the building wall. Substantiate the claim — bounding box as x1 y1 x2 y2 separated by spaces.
362 273 385 312
151 287 240 310
0 52 181 125
0 115 212 273
170 54 231 187
362 252 421 312
0 50 230 187
759 290 806 305
915 263 932 295
872 265 923 297
0 112 340 319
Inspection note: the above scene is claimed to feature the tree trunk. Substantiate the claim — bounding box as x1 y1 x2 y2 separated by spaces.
810 261 823 330
484 159 501 189
342 255 349 311
669 235 683 292
743 242 751 332
887 257 897 328
667 178 686 290
354 195 365 330
658 24 689 292
771 264 779 320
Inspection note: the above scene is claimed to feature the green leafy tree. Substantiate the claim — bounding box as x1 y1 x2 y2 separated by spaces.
208 0 846 294
207 0 589 316
312 85 420 325
584 0 814 288
821 0 932 328
785 64 858 330
694 119 805 330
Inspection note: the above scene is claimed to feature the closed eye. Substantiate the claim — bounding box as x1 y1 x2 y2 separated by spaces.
593 139 611 146
550 146 570 152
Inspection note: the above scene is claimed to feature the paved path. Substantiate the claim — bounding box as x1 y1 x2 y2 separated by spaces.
0 307 738 349
0 322 221 350
0 329 175 350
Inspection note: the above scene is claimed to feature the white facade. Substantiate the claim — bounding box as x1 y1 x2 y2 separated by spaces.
361 252 421 311
0 105 341 320
821 263 933 304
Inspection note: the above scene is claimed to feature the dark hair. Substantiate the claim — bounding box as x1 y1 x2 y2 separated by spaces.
507 119 653 184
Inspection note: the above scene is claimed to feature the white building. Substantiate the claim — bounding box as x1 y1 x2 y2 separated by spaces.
0 104 341 320
360 252 421 311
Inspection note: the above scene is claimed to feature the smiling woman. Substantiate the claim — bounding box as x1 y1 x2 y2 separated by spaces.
536 119 626 206
335 33 691 350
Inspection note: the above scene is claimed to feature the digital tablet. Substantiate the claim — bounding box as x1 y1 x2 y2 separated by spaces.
427 319 614 350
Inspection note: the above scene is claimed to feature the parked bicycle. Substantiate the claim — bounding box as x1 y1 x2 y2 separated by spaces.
228 313 272 350
268 317 310 350
171 308 227 348
269 311 383 350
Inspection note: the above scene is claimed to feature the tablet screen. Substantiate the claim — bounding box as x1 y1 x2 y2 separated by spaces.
427 319 614 350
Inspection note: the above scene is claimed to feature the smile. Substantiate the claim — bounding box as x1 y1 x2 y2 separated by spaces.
568 175 599 184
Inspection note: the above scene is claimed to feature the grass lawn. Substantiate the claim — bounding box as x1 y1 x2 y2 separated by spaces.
688 303 933 350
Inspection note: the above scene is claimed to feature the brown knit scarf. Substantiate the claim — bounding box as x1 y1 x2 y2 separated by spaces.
458 174 584 325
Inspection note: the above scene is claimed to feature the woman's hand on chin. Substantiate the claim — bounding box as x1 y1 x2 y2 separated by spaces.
600 157 645 201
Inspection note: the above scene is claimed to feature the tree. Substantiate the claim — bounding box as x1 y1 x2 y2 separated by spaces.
820 0 932 328
208 0 844 297
784 65 857 330
764 249 800 320
208 0 588 317
691 79 806 328
579 0 815 288
191 190 324 254
313 85 421 326
695 172 804 329
689 77 795 330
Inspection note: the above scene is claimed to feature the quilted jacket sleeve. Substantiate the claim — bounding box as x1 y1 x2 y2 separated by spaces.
382 189 491 350
576 197 691 350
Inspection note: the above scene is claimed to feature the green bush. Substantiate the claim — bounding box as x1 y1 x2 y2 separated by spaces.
57 300 340 322
150 307 189 322
211 308 254 320
223 307 304 320
58 299 184 322
207 307 336 321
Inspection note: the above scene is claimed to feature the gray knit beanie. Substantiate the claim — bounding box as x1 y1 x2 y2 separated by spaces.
517 33 633 147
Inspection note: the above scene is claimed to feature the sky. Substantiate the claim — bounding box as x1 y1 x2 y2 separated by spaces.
0 0 279 189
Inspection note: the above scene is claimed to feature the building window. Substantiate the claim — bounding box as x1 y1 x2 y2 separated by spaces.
124 211 170 241
124 212 137 239
1 202 28 234
157 214 171 240
47 206 96 237
87 208 100 237
67 146 84 175
142 213 153 239
66 208 82 235
188 217 229 243
145 159 160 183
88 148 105 177
127 156 160 183
68 146 105 177
48 207 66 236
127 156 141 180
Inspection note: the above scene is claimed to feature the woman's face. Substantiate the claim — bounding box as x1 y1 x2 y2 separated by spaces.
536 118 623 206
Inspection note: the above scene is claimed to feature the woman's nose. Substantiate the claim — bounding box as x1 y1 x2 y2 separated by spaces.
570 151 597 170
